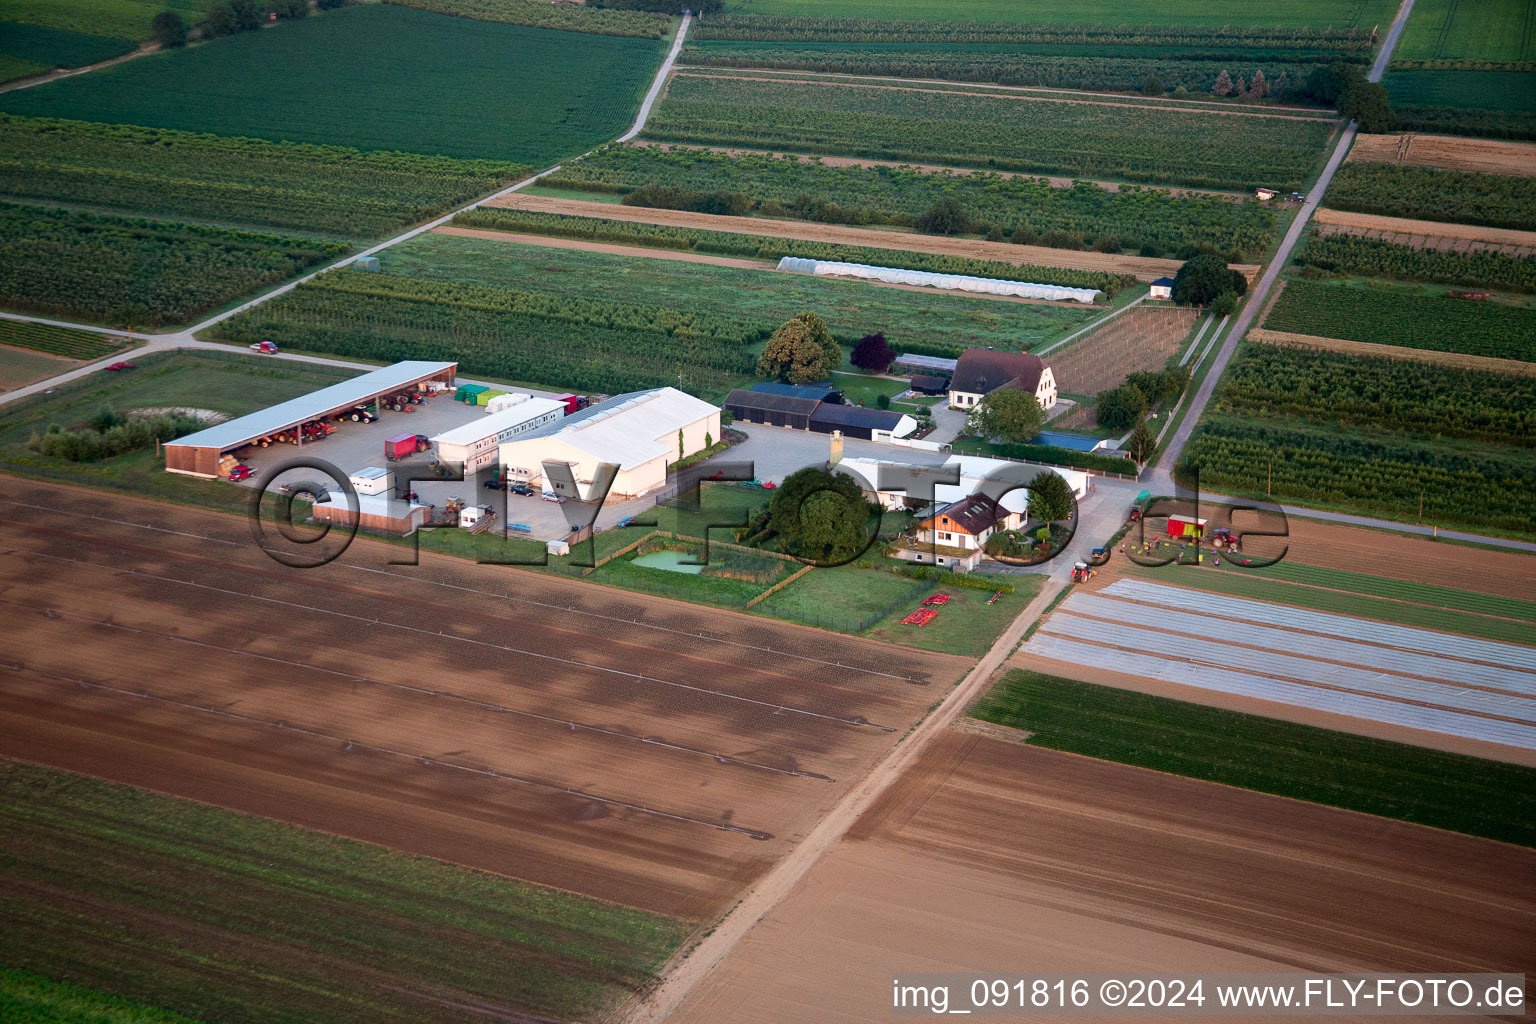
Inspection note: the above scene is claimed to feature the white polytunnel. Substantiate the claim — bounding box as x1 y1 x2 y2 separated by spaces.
776 257 1101 303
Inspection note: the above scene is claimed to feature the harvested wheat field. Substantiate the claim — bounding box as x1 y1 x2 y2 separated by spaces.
669 733 1536 1023
1348 133 1536 176
486 193 1209 282
0 478 965 920
1049 303 1198 394
1250 328 1536 378
1315 207 1536 249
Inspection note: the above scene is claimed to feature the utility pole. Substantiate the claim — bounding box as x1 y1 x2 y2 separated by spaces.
1266 461 1271 497
1419 490 1424 523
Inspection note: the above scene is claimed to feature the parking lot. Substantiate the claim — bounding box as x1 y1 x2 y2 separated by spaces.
230 388 653 540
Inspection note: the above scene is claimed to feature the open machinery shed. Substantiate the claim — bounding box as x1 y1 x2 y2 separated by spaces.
163 361 458 478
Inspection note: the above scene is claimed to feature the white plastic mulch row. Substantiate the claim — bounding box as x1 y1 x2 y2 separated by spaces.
1102 578 1536 672
1062 593 1535 695
1020 633 1536 750
1043 612 1536 724
775 257 1102 303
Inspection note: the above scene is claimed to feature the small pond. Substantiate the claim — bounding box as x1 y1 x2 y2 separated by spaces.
632 549 704 574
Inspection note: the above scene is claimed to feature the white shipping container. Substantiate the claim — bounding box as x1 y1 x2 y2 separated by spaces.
349 466 392 495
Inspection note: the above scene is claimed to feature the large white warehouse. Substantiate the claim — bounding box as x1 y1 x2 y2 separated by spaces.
498 387 720 499
431 395 565 472
839 454 1088 512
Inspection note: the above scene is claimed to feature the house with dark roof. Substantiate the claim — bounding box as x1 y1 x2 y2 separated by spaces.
748 381 843 404
902 492 1015 571
947 349 1057 412
908 373 950 395
1150 277 1176 300
808 403 916 442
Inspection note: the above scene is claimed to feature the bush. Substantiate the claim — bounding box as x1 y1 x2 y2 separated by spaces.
203 2 239 36
914 197 967 236
151 10 187 46
30 411 203 462
231 0 264 29
267 0 307 19
1141 75 1164 97
1172 253 1247 305
849 331 892 372
1210 289 1239 316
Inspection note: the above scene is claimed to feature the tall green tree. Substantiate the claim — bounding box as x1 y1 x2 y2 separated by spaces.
1125 419 1157 465
965 387 1046 444
1172 254 1247 306
1026 470 1075 524
203 2 239 36
756 312 840 384
914 197 968 236
151 10 187 47
766 466 877 565
1338 82 1394 133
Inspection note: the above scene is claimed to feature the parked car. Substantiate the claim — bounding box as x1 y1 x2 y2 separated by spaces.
105 362 136 371
249 340 278 354
484 479 507 491
509 483 534 496
540 491 565 503
227 465 253 481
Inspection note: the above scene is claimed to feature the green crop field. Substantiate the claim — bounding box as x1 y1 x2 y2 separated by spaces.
1214 342 1536 446
451 206 1134 292
970 670 1536 847
639 73 1336 190
1295 232 1536 292
0 759 690 1024
1394 0 1536 62
1326 161 1536 231
1385 70 1536 113
0 318 129 360
0 5 667 165
0 53 44 82
0 203 349 326
1182 414 1536 533
0 0 205 40
0 114 531 239
1 968 205 1024
384 0 669 36
713 0 1398 30
387 231 1099 354
0 21 134 70
545 145 1280 258
209 232 1101 394
1265 279 1536 361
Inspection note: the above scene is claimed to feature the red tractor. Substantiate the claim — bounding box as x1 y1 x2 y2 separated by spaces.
1070 561 1097 583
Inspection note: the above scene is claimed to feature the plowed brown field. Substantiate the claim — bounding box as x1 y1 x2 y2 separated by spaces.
0 479 965 920
670 734 1536 1022
1314 207 1536 250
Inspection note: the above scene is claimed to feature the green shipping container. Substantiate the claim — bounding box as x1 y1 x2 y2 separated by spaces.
455 384 489 403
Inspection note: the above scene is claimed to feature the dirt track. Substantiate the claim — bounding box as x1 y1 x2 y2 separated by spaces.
672 734 1535 1022
0 479 965 920
1314 207 1536 249
486 193 1206 282
1348 133 1536 176
1250 327 1536 379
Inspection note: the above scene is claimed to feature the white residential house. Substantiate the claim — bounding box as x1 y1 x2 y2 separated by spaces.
947 348 1057 411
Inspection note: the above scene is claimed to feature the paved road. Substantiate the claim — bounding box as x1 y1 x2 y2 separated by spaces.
619 12 691 143
1150 0 1418 485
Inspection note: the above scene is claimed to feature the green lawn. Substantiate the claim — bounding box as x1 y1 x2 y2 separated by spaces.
0 53 45 83
522 185 625 204
971 670 1536 847
0 344 73 390
1121 561 1536 646
384 232 1101 357
718 0 1396 29
0 5 667 165
866 573 1043 657
752 562 925 631
1 968 206 1024
0 759 690 1024
0 0 205 41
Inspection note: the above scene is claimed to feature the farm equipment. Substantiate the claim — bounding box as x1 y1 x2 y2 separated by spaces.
385 391 426 411
426 460 457 479
249 340 278 355
986 590 1004 605
1129 488 1150 522
396 488 419 502
506 522 532 534
338 406 377 423
1211 528 1242 551
384 432 418 461
920 593 950 607
1071 562 1097 583
901 608 939 627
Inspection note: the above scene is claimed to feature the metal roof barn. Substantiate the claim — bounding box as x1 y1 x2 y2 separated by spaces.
163 361 457 478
